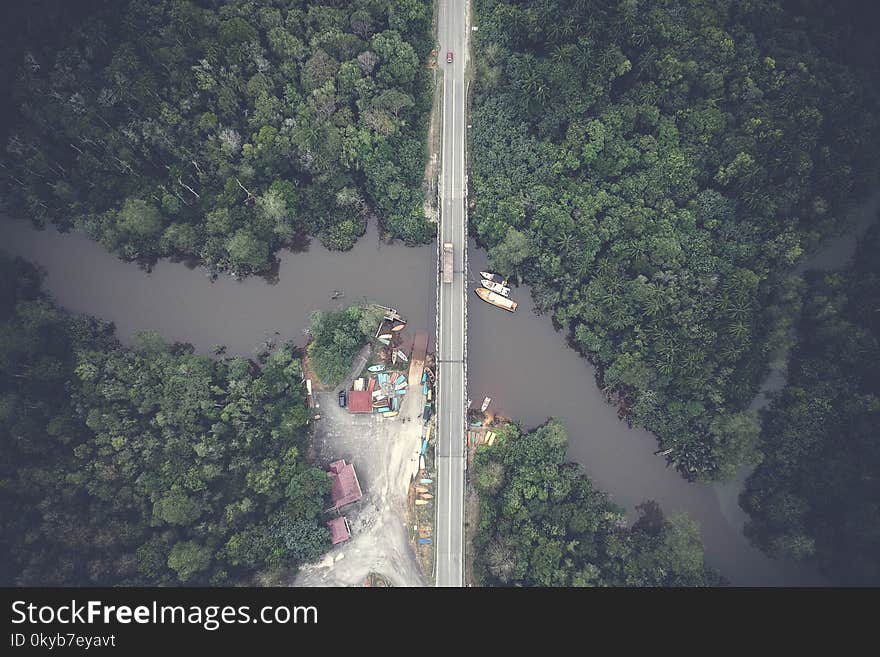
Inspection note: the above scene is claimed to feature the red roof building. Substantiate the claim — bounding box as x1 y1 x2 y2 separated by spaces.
326 516 351 545
347 390 373 413
328 459 363 508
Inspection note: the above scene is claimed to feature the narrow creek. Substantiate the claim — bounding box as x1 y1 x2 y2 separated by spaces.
2 189 876 584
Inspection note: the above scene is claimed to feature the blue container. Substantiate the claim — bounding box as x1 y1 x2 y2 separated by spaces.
418 538 432 545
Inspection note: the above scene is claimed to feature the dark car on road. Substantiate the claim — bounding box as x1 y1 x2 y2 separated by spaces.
338 390 346 407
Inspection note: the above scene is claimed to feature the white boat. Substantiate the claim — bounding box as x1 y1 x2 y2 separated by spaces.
378 337 391 346
481 396 491 412
395 349 408 362
481 279 511 297
480 271 508 285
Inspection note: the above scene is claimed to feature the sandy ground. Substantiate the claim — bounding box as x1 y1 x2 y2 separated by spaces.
294 349 428 587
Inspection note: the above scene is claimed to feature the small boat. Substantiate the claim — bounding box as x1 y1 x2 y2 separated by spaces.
480 271 508 285
415 485 429 493
481 396 491 412
395 349 408 362
420 478 433 484
475 287 517 312
378 337 391 346
481 279 511 297
372 390 385 398
392 323 406 332
373 400 387 408
419 455 425 470
395 381 408 390
382 410 398 418
391 351 398 365
421 371 427 383
367 364 385 372
376 406 390 413
392 397 400 411
418 537 432 545
415 499 429 506
420 493 433 500
378 333 393 340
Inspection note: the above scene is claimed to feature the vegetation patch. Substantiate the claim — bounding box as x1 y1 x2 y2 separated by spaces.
473 419 721 586
0 0 435 274
741 221 880 585
470 0 880 480
0 253 331 585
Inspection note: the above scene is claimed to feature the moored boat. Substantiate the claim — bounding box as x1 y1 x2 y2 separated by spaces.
382 410 398 418
420 493 433 500
392 323 406 332
481 279 511 297
481 396 491 412
480 271 502 282
367 364 385 372
415 485 429 493
474 287 518 312
415 499 428 506
377 337 391 346
419 478 433 484
395 349 408 362
378 333 393 340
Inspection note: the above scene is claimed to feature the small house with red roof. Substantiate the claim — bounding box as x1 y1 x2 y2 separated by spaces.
328 459 363 509
326 516 351 545
347 390 373 413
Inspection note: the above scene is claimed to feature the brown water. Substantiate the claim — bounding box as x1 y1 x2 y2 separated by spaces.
0 218 437 357
3 190 877 585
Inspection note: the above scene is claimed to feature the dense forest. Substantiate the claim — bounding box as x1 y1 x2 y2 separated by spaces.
0 0 434 274
473 420 721 586
0 253 330 585
740 221 880 585
470 0 880 479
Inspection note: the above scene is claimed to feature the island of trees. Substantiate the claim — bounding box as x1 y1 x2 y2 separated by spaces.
0 253 331 585
473 420 721 586
0 0 434 274
469 0 880 481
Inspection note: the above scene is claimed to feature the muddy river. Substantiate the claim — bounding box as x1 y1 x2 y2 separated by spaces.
2 191 876 584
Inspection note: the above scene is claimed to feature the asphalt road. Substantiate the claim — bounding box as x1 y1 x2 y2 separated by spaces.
435 0 468 587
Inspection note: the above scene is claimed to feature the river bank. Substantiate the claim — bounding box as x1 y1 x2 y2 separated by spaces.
0 215 437 358
3 187 877 585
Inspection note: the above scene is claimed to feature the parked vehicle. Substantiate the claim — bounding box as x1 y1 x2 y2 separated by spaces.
446 50 453 63
338 390 347 407
442 242 453 283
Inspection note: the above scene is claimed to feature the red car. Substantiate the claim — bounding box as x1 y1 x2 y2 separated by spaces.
446 51 453 63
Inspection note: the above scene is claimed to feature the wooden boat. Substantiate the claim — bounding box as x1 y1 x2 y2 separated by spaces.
378 333 393 340
367 364 385 372
420 493 433 500
481 279 511 297
377 337 391 346
392 351 398 365
415 499 429 506
382 410 398 418
481 396 491 412
474 287 517 312
395 349 408 362
373 400 387 408
415 485 429 493
392 323 406 332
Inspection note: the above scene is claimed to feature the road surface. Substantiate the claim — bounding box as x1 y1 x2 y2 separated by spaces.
435 0 468 587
